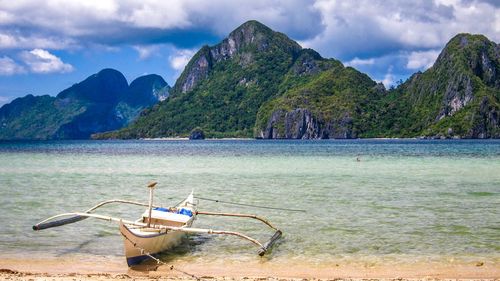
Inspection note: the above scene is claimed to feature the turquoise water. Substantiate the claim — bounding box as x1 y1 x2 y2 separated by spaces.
0 139 499 265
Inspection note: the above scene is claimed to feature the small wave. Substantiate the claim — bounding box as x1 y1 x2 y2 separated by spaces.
467 191 496 197
96 229 115 237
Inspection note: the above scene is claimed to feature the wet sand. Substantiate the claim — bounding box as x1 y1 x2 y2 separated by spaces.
0 257 498 280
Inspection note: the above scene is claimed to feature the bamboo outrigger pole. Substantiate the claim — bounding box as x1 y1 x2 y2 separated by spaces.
33 212 267 250
196 211 282 255
32 190 283 255
32 199 159 231
196 211 279 230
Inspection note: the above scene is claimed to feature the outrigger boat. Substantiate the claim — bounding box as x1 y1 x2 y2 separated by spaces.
33 182 282 266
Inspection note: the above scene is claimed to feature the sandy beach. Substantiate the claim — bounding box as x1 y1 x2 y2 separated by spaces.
1 256 498 281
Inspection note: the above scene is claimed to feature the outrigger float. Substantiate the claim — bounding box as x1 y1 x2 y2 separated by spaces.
33 182 282 266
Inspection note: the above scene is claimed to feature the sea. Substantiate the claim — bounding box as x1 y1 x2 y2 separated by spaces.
0 139 498 266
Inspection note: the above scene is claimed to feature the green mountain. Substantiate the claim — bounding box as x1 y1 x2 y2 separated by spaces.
98 20 303 138
96 22 499 139
254 50 384 139
4 21 497 140
96 20 383 139
370 34 499 138
0 69 169 140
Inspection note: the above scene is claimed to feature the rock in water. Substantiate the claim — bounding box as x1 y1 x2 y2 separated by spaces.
189 128 205 140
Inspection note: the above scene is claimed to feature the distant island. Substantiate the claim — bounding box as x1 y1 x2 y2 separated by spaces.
1 20 498 140
0 69 169 140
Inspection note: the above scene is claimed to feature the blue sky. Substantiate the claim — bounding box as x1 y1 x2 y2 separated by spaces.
0 0 499 106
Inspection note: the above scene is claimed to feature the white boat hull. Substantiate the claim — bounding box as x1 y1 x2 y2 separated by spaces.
120 223 189 266
120 192 196 266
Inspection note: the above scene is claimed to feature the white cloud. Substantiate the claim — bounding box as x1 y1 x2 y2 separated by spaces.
186 0 325 39
0 56 25 75
133 45 161 60
0 10 15 24
0 0 499 84
345 57 375 67
0 0 498 55
301 0 500 61
406 49 441 70
20 49 74 74
0 0 323 50
379 66 395 88
169 49 196 71
0 32 77 50
123 1 190 29
381 73 395 88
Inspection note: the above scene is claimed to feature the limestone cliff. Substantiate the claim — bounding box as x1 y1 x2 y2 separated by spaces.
378 33 500 138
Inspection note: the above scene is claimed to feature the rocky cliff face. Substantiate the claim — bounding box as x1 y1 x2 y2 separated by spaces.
260 109 323 139
259 108 355 139
436 72 474 120
178 47 213 93
470 96 499 138
386 33 500 138
291 49 323 76
96 21 498 140
434 34 499 121
209 20 301 62
102 20 307 139
173 20 302 95
255 58 379 139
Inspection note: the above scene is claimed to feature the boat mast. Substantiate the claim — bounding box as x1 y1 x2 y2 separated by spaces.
147 181 157 227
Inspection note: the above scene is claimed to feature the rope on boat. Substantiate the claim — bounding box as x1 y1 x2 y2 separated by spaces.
197 197 306 212
120 230 201 280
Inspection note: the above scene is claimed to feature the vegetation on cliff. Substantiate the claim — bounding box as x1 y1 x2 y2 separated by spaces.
371 34 499 138
99 21 498 139
2 21 498 140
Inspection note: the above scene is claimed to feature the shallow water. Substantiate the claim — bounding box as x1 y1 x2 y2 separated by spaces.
0 139 498 265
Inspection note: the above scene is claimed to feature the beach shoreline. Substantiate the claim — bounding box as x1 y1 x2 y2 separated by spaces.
1 256 498 280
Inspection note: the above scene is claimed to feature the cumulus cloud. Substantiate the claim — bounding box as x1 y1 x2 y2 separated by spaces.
345 57 375 67
0 0 323 51
300 0 500 61
20 49 74 74
381 66 396 88
123 1 191 29
0 56 25 75
0 32 77 50
169 49 196 71
133 45 161 60
186 0 325 40
0 0 499 84
1 1 498 55
406 49 441 70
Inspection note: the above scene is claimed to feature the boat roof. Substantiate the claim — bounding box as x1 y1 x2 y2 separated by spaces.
142 209 191 224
